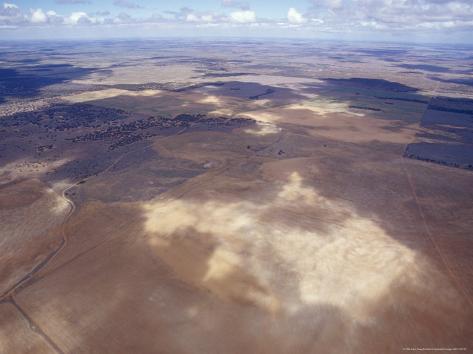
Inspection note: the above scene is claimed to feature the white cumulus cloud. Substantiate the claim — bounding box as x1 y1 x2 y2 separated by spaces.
1 0 472 38
201 14 213 22
3 2 17 9
64 11 93 25
230 10 255 23
287 8 306 24
185 13 199 22
186 12 213 22
30 8 47 23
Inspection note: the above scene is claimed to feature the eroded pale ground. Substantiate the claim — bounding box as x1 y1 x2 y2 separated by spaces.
62 89 163 103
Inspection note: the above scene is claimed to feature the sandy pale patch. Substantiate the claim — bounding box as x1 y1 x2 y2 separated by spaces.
62 89 162 103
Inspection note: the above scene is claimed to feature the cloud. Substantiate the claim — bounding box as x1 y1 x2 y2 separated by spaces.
29 7 63 25
230 10 255 23
30 8 47 23
0 2 24 26
186 13 213 22
64 11 94 25
167 7 194 21
167 7 215 23
113 0 142 9
186 13 210 22
306 0 473 32
1 0 472 39
185 13 199 22
201 14 213 22
3 2 17 9
287 8 306 24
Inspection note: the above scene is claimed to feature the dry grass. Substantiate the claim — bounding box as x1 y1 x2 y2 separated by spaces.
0 179 69 295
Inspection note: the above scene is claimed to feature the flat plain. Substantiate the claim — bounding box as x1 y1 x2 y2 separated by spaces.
0 39 472 353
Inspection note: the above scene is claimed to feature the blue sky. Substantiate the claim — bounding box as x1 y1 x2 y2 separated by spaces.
1 0 473 43
2 0 303 17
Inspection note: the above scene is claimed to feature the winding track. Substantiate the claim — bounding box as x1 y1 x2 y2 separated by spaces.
0 146 147 353
0 143 149 302
0 182 76 354
0 182 77 302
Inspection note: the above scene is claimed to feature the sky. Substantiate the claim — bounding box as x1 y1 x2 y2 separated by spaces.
1 0 473 43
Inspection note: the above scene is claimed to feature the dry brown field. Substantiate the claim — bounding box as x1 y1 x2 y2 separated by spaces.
1 40 472 354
